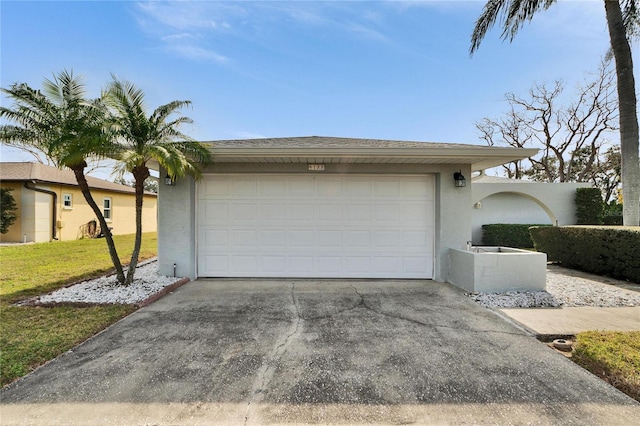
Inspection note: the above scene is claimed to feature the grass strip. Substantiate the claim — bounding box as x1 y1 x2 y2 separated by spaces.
0 232 157 387
572 331 640 402
1 233 157 304
0 304 135 386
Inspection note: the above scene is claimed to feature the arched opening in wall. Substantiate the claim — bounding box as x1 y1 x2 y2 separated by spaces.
471 191 556 245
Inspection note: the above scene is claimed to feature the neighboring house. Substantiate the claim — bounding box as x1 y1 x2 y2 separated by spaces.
0 162 157 243
470 172 591 245
157 136 536 282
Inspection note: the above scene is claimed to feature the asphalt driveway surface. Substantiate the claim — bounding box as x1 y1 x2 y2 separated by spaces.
2 279 638 425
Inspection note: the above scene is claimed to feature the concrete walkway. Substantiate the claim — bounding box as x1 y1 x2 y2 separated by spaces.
498 266 640 337
499 306 640 336
1 279 638 425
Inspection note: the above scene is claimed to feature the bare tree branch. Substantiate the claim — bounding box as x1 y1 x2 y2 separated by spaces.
475 61 618 193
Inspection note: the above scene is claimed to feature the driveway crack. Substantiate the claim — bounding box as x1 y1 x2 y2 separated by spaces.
244 282 303 425
350 285 524 337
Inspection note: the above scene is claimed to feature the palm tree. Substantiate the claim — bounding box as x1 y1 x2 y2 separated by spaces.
104 77 212 284
470 0 640 226
0 70 127 282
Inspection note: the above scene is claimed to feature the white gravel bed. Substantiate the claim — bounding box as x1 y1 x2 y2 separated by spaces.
469 268 640 309
30 261 182 305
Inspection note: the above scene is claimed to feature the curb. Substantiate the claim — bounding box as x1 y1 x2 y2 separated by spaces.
135 277 191 308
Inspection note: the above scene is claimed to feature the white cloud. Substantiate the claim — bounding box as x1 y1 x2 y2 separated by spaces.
161 33 196 42
133 0 396 64
135 1 242 32
165 44 228 63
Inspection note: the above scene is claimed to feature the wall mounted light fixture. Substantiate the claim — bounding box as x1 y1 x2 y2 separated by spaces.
454 171 466 188
164 174 176 186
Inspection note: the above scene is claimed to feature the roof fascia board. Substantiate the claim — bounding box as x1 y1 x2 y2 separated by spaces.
210 147 539 161
0 177 156 196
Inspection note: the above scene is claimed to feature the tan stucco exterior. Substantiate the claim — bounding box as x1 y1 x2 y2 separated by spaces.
1 182 24 242
0 182 157 243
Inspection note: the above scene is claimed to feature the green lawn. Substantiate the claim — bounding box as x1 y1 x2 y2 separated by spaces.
0 233 156 386
1 233 157 304
572 331 640 402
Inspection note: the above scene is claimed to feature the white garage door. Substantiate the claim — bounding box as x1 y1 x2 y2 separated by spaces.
197 174 435 278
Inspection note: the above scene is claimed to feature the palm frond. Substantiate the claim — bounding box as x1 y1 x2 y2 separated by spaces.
471 0 557 54
104 77 209 177
621 0 640 41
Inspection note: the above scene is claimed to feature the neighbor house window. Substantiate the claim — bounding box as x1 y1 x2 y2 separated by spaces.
103 198 112 220
63 194 72 209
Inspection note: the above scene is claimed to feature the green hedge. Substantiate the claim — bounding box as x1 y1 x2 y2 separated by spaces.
530 226 640 283
575 188 604 225
482 224 552 248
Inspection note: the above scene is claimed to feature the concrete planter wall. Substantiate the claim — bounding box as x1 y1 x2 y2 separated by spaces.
448 247 547 293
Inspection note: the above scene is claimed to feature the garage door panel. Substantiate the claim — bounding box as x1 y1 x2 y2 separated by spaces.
261 256 286 273
402 231 429 249
289 204 315 220
373 231 402 248
346 204 371 221
259 230 286 247
373 256 401 273
344 230 371 247
231 229 257 246
259 204 286 221
404 257 430 274
289 178 314 195
201 202 228 221
373 178 402 197
202 179 229 197
317 230 342 247
289 256 314 272
231 178 258 195
197 174 434 278
344 178 371 196
345 256 372 273
317 178 343 196
201 255 228 274
260 178 287 195
231 204 257 221
373 204 400 221
288 230 314 247
317 256 342 273
203 229 228 246
404 179 431 197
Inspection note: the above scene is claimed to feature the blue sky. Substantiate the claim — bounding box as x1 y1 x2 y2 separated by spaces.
1 1 633 178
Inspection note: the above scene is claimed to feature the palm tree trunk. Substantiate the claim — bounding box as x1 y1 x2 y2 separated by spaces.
125 166 150 285
71 164 126 284
604 0 640 226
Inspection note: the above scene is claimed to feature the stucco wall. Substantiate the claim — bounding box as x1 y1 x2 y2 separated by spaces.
158 170 196 279
0 183 23 242
471 179 591 245
0 182 157 242
55 187 157 240
157 163 473 282
471 193 552 244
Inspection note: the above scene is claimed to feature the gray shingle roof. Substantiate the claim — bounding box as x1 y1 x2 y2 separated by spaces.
204 136 480 149
0 162 156 195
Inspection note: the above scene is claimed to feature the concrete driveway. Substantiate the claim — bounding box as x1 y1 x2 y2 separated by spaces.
2 279 638 425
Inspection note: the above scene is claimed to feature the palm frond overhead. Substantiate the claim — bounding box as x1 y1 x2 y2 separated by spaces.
471 0 556 54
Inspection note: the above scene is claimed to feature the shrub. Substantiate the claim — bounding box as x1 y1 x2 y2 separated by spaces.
1 188 18 234
481 224 552 248
530 226 640 283
575 188 604 225
603 202 623 226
